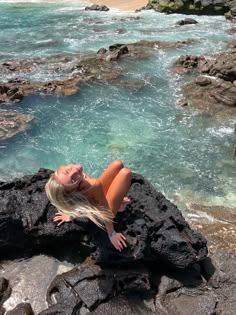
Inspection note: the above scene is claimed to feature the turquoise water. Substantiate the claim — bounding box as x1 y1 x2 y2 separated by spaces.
0 1 235 209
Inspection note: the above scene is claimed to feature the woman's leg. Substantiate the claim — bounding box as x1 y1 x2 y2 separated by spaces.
105 168 132 215
99 160 124 195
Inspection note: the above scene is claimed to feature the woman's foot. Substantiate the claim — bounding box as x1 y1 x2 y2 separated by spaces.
118 197 130 212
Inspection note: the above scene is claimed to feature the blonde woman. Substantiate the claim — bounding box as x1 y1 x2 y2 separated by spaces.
45 160 131 251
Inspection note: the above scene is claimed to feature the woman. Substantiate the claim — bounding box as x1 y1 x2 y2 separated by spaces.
45 160 131 251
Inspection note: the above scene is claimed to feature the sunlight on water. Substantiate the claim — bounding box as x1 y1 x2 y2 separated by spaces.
0 2 235 210
0 2 235 312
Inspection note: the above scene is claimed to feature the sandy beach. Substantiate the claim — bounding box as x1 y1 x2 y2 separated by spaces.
89 0 148 11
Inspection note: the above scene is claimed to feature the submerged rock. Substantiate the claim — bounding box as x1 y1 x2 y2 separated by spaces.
176 18 198 25
85 5 109 12
0 112 33 141
0 170 207 269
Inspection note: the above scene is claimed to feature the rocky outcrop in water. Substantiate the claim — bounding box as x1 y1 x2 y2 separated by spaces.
0 39 195 141
149 0 236 18
176 18 198 25
0 112 33 141
174 43 236 113
0 39 194 107
0 169 207 268
85 4 110 12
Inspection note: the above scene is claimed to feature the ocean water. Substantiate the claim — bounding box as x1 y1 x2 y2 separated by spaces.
0 1 236 312
0 2 235 209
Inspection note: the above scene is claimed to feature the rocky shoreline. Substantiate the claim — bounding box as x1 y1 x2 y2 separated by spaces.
0 171 235 314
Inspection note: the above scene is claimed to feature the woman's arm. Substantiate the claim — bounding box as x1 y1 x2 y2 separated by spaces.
92 181 127 251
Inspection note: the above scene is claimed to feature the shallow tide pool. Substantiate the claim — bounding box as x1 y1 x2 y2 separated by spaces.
0 1 235 210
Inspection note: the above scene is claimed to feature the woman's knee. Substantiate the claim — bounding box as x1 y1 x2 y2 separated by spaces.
112 159 124 170
119 167 131 178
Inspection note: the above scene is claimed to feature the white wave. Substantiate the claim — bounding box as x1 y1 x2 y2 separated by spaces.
207 126 234 137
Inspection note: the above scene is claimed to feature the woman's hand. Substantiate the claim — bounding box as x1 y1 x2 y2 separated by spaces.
53 212 72 226
109 232 127 251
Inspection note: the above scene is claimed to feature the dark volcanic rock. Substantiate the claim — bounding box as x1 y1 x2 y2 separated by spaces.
38 262 154 314
176 18 198 25
38 251 236 315
153 251 236 315
6 303 34 315
0 277 11 313
0 170 207 269
85 4 109 12
0 111 33 141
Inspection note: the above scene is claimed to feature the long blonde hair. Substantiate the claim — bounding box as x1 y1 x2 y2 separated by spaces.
45 170 113 229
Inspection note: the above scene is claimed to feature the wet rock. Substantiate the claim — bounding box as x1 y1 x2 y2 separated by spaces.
112 79 145 91
174 55 204 74
96 48 107 55
85 5 109 12
0 85 24 103
0 277 11 312
188 203 236 252
178 98 188 107
115 29 127 35
153 251 236 315
0 112 33 141
132 39 195 49
0 170 207 268
96 45 130 61
203 251 236 314
176 18 198 25
182 77 236 113
6 303 34 315
226 27 236 34
0 40 196 104
135 4 153 12
198 50 236 82
195 76 212 86
112 16 142 21
174 43 236 115
210 86 236 106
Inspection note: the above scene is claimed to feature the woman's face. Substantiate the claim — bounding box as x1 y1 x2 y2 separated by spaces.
57 164 83 191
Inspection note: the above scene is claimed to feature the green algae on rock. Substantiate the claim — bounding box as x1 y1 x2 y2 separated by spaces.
149 0 236 18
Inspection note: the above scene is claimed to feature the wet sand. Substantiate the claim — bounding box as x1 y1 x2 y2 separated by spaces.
89 0 148 11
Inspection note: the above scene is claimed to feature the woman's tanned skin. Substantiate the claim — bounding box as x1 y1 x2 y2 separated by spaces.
53 160 131 251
